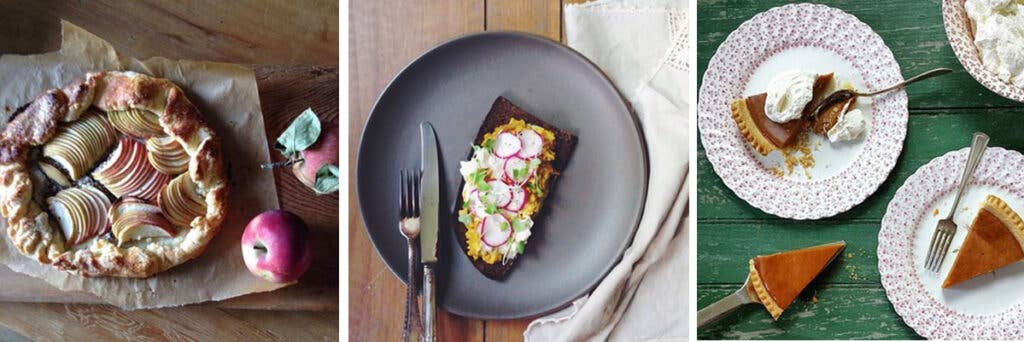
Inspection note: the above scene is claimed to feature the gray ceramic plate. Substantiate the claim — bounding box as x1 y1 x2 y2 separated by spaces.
356 31 648 319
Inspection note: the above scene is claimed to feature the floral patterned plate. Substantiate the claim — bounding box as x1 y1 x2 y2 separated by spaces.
943 0 1024 103
880 147 1024 339
698 3 907 219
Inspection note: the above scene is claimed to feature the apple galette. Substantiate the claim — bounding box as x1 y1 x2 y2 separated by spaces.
0 71 228 277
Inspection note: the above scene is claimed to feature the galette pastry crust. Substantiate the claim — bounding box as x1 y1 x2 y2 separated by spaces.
0 71 228 277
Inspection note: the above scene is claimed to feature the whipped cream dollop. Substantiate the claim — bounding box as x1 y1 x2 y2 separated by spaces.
764 70 817 123
965 0 1024 88
827 108 866 143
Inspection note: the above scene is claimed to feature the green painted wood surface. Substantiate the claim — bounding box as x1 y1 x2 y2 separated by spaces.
697 0 1024 339
698 286 920 340
698 222 879 284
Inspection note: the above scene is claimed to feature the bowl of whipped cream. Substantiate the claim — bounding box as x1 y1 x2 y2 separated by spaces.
943 0 1024 102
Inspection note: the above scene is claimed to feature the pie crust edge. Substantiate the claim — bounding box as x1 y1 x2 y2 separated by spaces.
0 71 228 278
747 258 784 320
730 98 776 156
982 194 1024 251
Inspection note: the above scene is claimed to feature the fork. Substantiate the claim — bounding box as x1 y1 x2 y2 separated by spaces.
925 132 989 272
399 169 423 341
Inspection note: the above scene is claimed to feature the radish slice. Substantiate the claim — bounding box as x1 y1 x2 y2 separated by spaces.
468 190 489 218
518 129 544 158
493 132 522 158
503 157 530 184
505 186 528 212
480 214 512 247
476 209 486 235
482 180 512 207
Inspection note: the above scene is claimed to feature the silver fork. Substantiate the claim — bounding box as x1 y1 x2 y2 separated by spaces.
925 132 989 272
399 169 423 341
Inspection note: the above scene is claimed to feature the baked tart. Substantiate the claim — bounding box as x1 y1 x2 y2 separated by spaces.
0 71 228 277
943 195 1024 288
747 241 845 319
730 73 833 155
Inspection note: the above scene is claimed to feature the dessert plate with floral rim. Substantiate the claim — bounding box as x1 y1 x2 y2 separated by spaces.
698 3 907 219
943 0 1024 103
879 147 1024 339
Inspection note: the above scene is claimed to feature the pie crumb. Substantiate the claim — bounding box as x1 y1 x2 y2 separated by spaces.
933 208 939 217
777 133 816 180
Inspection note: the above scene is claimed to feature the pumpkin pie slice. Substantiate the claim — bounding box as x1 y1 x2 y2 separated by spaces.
942 195 1024 288
730 73 833 155
747 241 846 319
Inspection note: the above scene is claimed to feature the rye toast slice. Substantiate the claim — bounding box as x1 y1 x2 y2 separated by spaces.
453 96 577 279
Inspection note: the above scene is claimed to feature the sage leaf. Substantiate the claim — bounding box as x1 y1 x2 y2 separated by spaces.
275 108 322 157
313 164 339 194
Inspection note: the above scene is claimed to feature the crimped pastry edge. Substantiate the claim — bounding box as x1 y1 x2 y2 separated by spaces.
747 258 784 320
730 98 777 156
0 71 228 278
983 194 1024 252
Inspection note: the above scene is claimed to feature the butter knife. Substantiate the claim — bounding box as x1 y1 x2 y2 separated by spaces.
418 122 440 342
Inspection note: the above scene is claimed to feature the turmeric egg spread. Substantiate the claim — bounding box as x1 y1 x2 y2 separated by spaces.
457 119 556 264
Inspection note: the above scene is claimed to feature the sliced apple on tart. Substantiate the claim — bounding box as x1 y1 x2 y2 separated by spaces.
147 136 189 175
47 185 111 247
159 173 206 228
42 112 117 181
107 108 164 139
93 138 170 202
38 159 73 188
109 197 175 244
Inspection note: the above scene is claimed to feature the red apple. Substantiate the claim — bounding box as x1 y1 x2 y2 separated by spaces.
241 210 313 283
292 125 339 189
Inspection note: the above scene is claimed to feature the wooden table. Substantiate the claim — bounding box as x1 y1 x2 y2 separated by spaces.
697 0 1024 339
349 0 587 340
0 1 339 340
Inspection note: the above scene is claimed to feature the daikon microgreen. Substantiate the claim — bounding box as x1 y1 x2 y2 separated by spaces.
512 219 529 232
458 213 473 225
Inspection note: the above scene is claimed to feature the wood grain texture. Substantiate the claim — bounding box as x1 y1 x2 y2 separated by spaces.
486 0 562 41
349 0 486 341
0 303 338 341
349 0 583 341
698 286 920 340
697 0 1024 339
0 0 338 65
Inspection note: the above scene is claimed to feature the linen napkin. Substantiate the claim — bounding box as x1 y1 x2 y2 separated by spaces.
524 0 690 340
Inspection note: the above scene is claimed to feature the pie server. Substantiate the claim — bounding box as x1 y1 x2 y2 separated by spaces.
696 275 758 328
419 121 440 342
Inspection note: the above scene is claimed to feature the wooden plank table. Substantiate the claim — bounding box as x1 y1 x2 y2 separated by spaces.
697 0 1024 339
0 1 339 340
349 0 585 340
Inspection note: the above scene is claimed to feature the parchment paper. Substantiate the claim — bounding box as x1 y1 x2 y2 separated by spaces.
0 21 286 309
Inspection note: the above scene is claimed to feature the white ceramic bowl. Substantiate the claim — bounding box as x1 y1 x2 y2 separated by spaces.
942 0 1024 103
